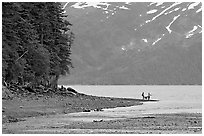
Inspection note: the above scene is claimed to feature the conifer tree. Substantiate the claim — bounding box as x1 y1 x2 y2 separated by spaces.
2 2 74 90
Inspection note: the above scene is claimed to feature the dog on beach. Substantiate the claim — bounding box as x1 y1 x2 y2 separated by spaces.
144 96 148 100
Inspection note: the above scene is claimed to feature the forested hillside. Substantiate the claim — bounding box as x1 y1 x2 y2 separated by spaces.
2 2 74 89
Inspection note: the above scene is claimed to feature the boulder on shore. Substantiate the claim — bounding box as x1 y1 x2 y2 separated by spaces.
67 87 78 94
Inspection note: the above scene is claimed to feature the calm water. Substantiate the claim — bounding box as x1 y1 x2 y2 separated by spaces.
62 85 202 117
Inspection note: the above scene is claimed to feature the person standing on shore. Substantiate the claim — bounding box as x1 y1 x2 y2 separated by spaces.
142 92 145 99
147 93 151 100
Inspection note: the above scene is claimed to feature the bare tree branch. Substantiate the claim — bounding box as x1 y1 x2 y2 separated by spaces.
15 50 28 62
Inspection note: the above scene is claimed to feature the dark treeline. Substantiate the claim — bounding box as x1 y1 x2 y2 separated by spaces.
2 2 74 90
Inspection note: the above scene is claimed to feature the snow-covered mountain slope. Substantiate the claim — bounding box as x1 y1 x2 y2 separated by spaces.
59 2 202 85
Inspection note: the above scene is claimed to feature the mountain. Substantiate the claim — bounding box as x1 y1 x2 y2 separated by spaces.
58 2 202 85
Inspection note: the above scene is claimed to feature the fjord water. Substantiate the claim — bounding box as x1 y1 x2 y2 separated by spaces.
64 85 202 117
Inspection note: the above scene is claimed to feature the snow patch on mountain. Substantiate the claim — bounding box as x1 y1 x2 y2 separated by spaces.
188 2 200 10
63 2 69 9
164 7 181 15
196 8 202 13
155 2 164 7
147 9 158 14
185 25 202 38
103 11 109 14
142 39 148 43
161 6 166 9
152 34 165 45
119 5 129 10
71 2 111 10
166 15 181 33
148 2 156 7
